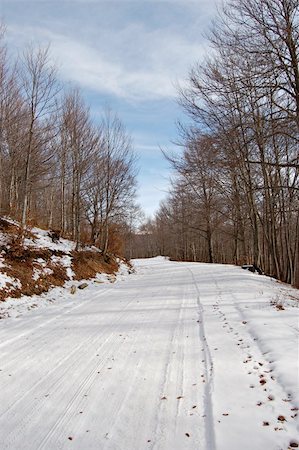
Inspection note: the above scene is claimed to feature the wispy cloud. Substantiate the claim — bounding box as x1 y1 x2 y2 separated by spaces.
3 0 217 216
51 35 177 100
7 15 210 101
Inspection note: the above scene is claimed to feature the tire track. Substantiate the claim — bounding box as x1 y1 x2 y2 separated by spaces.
36 332 128 450
150 277 204 450
188 267 216 450
0 290 140 417
0 292 142 449
0 285 114 350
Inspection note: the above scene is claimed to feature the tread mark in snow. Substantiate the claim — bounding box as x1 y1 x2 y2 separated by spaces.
188 268 216 450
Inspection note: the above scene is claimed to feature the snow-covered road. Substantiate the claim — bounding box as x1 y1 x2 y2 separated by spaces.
0 258 298 450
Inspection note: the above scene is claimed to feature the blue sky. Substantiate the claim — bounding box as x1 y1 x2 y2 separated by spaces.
0 0 218 217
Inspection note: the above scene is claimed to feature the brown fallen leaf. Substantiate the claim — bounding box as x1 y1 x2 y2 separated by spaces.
278 415 286 422
276 304 285 310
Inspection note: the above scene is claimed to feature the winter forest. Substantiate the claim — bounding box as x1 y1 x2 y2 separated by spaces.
0 26 138 256
0 1 298 449
134 0 299 288
0 0 298 288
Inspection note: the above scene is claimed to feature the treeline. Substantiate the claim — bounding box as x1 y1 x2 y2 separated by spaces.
0 25 137 254
137 0 299 287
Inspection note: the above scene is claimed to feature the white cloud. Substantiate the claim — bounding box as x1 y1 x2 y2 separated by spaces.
3 0 217 216
7 20 210 101
52 37 176 100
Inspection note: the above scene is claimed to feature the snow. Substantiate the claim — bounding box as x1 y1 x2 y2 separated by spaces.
32 266 53 281
0 271 21 291
0 255 6 268
51 254 74 279
32 259 53 281
0 221 107 296
24 227 75 253
0 231 10 247
0 258 298 449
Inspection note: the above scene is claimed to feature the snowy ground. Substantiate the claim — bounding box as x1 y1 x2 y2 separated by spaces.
0 257 298 450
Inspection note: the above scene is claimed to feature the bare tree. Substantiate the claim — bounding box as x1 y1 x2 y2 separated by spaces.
97 110 136 255
18 45 60 229
146 0 299 287
61 89 98 249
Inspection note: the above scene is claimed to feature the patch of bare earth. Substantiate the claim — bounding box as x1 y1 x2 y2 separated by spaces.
72 251 118 280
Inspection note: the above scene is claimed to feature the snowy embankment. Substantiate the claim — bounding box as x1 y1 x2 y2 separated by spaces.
0 217 126 304
0 257 298 450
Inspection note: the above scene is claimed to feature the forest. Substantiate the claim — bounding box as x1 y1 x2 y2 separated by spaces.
133 0 299 288
0 25 137 255
0 1 298 447
0 0 298 289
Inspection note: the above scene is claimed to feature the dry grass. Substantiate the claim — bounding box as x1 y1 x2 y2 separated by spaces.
0 217 36 240
0 217 19 234
0 218 122 301
0 238 69 300
72 251 118 280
